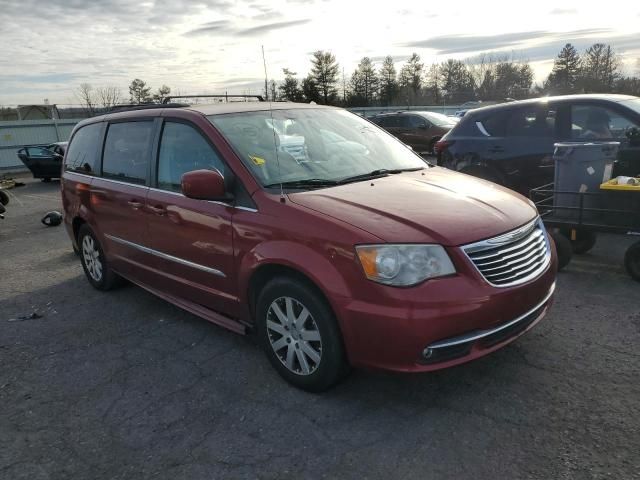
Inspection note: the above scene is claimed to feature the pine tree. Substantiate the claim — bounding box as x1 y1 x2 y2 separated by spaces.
580 43 620 92
301 75 321 103
129 79 152 104
399 54 423 92
546 43 581 94
310 51 339 105
350 57 379 106
279 69 303 102
378 56 398 105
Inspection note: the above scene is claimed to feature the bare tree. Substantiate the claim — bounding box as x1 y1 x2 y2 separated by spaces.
96 86 122 108
75 83 96 116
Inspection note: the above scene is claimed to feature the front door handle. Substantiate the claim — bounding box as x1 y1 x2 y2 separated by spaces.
488 146 504 153
127 200 143 210
147 205 166 216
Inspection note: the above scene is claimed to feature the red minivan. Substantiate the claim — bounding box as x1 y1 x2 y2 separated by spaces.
61 102 557 391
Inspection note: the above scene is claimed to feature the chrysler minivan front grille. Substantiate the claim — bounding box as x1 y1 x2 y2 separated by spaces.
462 219 550 287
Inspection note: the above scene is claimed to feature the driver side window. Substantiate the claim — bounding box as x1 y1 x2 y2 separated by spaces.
157 122 225 193
571 104 640 140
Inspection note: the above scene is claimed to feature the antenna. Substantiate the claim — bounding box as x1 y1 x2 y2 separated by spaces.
262 45 285 202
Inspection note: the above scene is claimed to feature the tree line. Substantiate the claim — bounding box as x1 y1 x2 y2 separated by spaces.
74 79 171 115
277 43 640 106
73 42 640 115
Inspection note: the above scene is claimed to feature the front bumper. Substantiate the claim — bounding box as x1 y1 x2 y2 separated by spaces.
333 244 557 372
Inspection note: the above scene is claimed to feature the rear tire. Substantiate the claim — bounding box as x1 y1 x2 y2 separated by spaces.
624 241 640 282
77 224 122 290
560 228 597 254
550 229 573 271
256 277 349 392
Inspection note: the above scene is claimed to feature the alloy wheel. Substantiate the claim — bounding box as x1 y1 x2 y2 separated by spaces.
266 296 322 375
82 235 103 282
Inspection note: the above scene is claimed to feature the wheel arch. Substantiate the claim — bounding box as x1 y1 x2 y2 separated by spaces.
239 241 353 326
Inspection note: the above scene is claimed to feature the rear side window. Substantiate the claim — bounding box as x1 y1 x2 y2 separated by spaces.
102 121 154 185
477 113 507 137
402 115 427 128
157 122 226 192
65 123 102 174
505 107 555 137
377 116 399 127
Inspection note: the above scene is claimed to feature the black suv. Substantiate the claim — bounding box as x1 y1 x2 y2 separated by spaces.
437 94 640 194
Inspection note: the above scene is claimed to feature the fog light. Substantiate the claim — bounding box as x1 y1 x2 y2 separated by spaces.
422 347 433 359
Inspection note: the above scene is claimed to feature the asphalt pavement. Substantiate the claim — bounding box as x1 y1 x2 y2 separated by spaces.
1 178 639 480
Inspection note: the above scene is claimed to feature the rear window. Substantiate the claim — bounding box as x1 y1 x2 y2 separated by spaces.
102 121 154 185
64 123 102 174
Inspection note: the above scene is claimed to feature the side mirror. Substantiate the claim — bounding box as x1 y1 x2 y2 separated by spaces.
418 124 428 129
181 169 228 201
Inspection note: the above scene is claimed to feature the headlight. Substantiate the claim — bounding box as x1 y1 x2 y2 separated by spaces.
355 244 456 286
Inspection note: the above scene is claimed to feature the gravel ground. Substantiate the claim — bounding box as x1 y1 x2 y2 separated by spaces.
1 178 639 480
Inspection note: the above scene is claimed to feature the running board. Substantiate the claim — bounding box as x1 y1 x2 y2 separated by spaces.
119 274 246 335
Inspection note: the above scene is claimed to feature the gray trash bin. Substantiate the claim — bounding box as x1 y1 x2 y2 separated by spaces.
553 142 619 221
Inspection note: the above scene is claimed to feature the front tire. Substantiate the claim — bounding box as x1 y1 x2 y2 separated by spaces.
256 277 349 392
561 228 597 254
78 225 122 290
550 229 573 271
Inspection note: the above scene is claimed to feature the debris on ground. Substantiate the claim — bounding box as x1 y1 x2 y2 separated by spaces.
8 312 44 322
41 211 63 227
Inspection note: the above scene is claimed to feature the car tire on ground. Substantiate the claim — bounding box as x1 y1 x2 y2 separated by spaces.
624 241 640 282
77 224 122 290
550 229 572 271
255 276 349 392
560 228 597 254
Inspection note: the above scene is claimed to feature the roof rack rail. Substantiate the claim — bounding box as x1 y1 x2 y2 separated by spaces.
162 94 265 104
108 103 188 113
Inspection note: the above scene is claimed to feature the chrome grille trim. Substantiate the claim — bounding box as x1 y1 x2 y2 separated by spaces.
462 218 551 288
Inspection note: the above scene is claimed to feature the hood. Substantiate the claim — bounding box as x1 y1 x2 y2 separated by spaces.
288 167 538 246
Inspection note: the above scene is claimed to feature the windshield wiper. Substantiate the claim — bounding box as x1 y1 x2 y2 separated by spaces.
264 178 339 189
338 167 425 184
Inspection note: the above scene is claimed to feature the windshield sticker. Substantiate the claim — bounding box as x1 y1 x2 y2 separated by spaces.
249 154 266 166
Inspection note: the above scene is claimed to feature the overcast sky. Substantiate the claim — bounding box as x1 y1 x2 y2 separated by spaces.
1 0 639 105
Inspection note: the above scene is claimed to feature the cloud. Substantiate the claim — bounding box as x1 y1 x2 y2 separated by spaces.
401 29 615 55
185 18 311 37
402 31 548 54
550 8 577 14
184 20 234 36
0 73 81 84
237 19 312 36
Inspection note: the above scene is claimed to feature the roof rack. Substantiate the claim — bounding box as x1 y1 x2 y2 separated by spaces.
162 94 265 104
108 103 188 113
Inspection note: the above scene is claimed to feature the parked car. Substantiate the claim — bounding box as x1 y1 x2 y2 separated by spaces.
62 102 557 391
16 142 67 181
369 111 458 155
437 94 640 194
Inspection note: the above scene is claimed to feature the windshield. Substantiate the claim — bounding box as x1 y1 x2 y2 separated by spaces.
420 111 458 126
208 108 427 187
621 98 640 116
